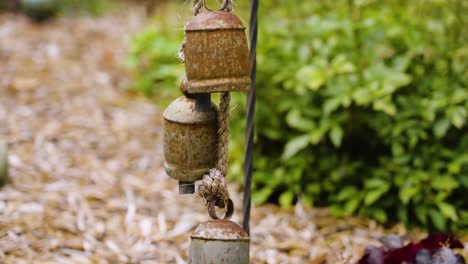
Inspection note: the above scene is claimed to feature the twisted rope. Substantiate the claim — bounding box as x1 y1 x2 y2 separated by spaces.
193 0 203 15
199 92 231 212
216 92 230 175
221 0 234 12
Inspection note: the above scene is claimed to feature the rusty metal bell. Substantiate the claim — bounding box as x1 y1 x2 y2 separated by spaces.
163 96 218 194
189 220 249 264
182 9 251 94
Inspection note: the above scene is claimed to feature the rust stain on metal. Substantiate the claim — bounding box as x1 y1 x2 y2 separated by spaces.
186 11 245 31
189 220 250 263
183 11 251 94
191 220 250 241
163 96 218 182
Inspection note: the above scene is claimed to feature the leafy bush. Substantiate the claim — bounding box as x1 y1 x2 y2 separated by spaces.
126 26 184 102
128 0 468 231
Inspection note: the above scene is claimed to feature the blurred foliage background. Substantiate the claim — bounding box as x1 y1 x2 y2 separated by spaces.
0 0 109 16
130 0 467 231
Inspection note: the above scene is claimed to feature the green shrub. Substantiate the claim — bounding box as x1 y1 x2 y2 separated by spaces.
128 0 468 231
126 26 184 103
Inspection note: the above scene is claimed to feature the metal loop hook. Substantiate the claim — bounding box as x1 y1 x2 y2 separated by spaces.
208 198 234 220
194 0 233 15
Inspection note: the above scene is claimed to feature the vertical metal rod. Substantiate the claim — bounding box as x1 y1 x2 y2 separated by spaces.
243 0 258 235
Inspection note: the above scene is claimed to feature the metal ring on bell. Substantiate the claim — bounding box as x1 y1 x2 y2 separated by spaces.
208 198 234 220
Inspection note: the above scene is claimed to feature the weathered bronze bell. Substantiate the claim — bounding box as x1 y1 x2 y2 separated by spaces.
163 96 218 194
182 10 251 94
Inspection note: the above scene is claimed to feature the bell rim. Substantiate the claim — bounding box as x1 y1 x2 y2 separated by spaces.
182 77 251 94
164 162 211 182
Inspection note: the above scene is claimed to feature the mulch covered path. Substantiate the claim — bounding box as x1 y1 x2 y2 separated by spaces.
0 7 466 264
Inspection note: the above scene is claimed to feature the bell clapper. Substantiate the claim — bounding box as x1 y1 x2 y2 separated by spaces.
194 93 211 112
179 181 195 194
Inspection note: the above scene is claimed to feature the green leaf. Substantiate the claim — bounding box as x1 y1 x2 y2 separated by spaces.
373 98 397 115
330 205 345 217
437 202 458 221
344 198 360 215
450 107 467 128
372 209 388 223
282 134 310 160
329 125 344 147
398 206 408 225
399 186 418 204
253 187 273 205
365 178 387 189
323 98 341 115
433 118 451 138
331 55 355 74
460 175 468 188
392 142 404 156
432 176 460 191
429 209 446 231
460 211 468 225
308 129 325 144
387 72 412 88
336 186 358 202
279 191 294 208
296 65 326 90
364 185 390 206
415 206 428 225
286 109 315 131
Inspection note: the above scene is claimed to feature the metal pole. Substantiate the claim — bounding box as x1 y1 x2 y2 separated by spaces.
242 0 258 235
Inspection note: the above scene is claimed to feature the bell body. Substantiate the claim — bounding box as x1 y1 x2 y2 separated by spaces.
163 96 218 191
189 220 249 264
183 11 251 94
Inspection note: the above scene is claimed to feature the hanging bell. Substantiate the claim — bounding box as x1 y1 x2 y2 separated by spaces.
182 8 251 94
163 96 218 194
189 220 250 264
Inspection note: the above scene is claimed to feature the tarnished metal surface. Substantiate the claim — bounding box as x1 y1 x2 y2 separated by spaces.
186 10 245 31
189 220 249 264
163 96 218 184
191 220 249 240
179 181 195 194
183 11 251 94
163 96 217 123
181 76 251 94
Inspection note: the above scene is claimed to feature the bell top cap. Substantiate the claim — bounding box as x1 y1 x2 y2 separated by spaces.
163 96 217 124
191 220 250 241
186 11 245 31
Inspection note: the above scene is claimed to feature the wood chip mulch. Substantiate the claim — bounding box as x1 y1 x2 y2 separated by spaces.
0 7 466 264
